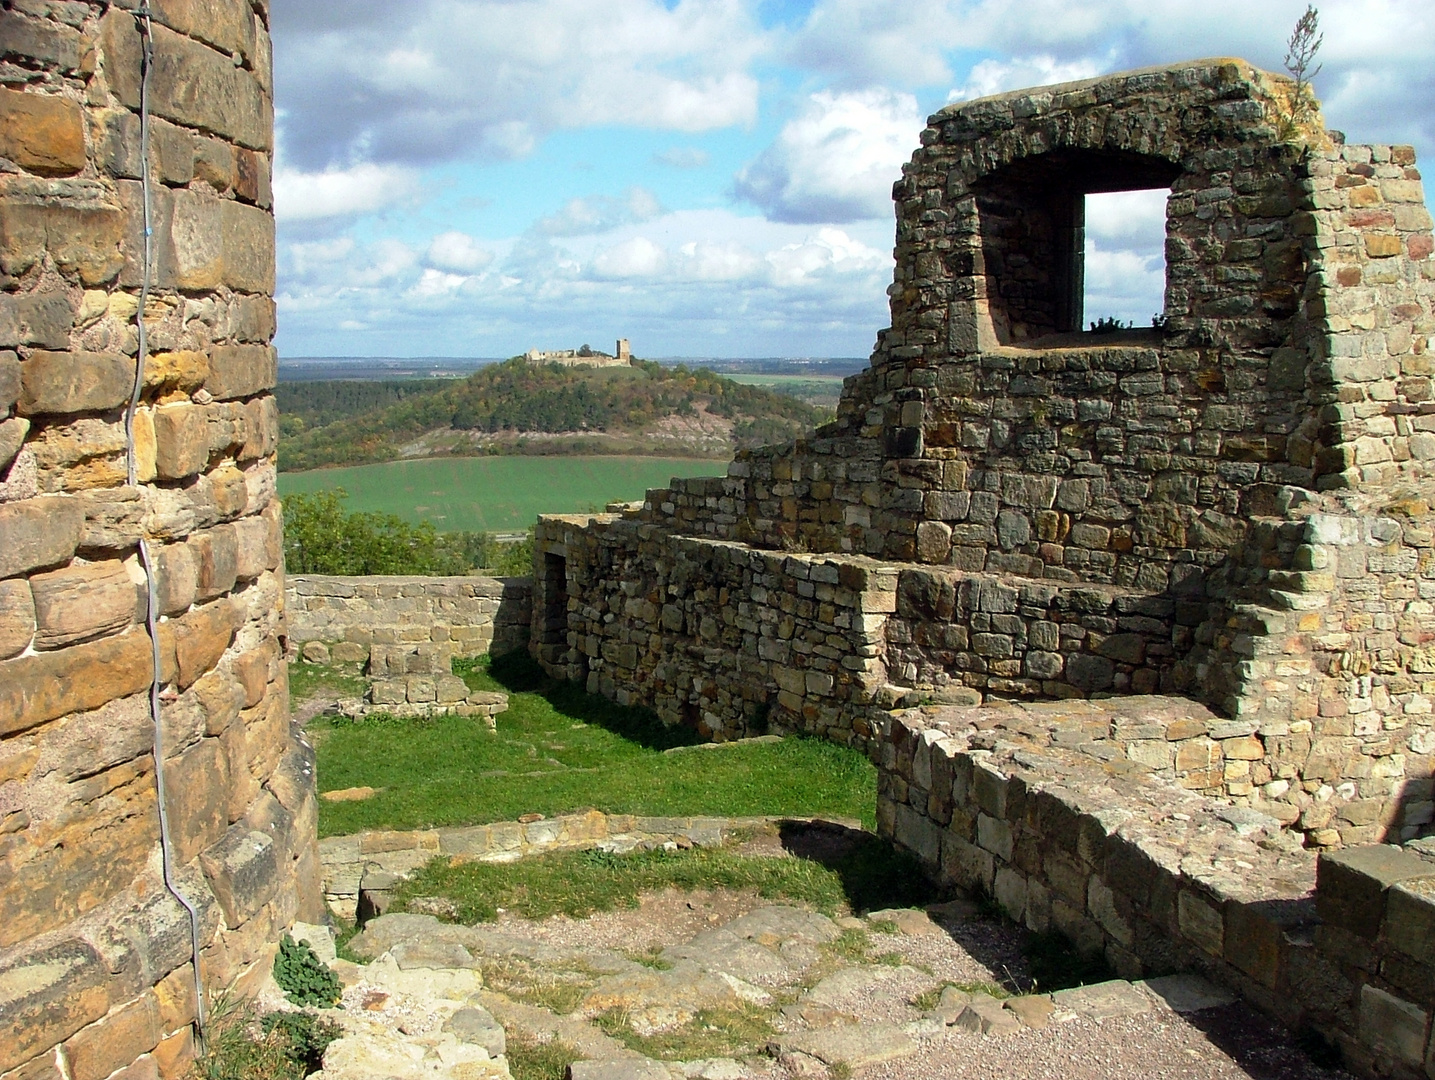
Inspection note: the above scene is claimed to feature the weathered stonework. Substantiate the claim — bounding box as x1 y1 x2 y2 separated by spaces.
535 59 1435 848
285 573 533 661
0 5 316 1080
531 59 1435 1080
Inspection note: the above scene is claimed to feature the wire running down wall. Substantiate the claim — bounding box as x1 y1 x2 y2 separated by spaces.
0 4 321 1078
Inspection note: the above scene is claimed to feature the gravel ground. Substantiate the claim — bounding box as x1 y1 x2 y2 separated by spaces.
455 882 1356 1080
864 1004 1354 1080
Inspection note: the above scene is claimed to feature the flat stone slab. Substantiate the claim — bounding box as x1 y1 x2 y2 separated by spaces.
952 996 1021 1036
1051 980 1154 1021
778 1023 917 1067
867 908 944 937
1004 995 1056 1029
568 1059 673 1080
1139 974 1238 1014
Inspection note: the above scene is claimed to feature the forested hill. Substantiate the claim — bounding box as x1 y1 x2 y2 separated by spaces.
277 357 830 472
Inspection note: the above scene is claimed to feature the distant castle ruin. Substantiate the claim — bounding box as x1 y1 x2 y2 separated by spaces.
525 338 632 368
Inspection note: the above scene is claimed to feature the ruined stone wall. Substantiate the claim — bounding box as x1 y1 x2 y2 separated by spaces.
877 702 1435 1080
0 5 320 1079
535 59 1435 848
285 574 533 662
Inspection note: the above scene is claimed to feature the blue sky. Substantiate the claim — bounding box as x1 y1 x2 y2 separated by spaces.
270 0 1434 359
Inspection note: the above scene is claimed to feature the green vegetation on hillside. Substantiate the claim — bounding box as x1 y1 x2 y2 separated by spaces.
310 651 876 836
278 356 826 471
277 455 725 533
276 379 444 437
283 489 531 576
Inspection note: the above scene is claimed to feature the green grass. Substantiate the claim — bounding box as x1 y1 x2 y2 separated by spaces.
593 1005 776 1061
288 661 367 703
311 652 876 836
277 455 725 532
506 1033 584 1080
391 835 939 923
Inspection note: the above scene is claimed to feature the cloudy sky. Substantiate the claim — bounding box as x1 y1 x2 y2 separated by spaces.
272 0 1434 360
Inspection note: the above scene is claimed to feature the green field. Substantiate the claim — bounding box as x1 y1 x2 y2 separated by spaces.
277 455 726 531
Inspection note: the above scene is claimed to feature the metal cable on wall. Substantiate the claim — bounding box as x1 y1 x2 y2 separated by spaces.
120 0 208 1052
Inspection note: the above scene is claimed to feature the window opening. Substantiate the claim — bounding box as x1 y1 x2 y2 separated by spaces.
973 150 1178 344
1083 188 1171 332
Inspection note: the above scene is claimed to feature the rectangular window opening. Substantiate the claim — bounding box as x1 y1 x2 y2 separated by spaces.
1082 187 1170 333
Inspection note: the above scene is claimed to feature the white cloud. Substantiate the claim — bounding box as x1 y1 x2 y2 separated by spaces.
946 55 1107 102
765 227 886 286
426 231 494 274
274 0 766 172
273 162 421 221
734 89 923 223
592 237 670 279
1085 189 1167 253
1084 243 1163 328
535 188 665 237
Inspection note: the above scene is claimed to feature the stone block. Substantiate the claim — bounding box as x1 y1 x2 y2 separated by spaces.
1359 983 1428 1069
151 405 208 480
150 0 256 62
232 515 271 581
0 9 82 71
0 88 85 176
18 351 131 415
0 628 153 737
0 577 35 658
171 599 240 689
1318 845 1435 939
63 993 162 1080
1177 890 1224 956
0 198 126 286
220 201 275 292
29 559 135 649
163 736 229 863
0 496 83 578
199 824 279 930
153 542 197 616
0 938 110 1072
205 344 276 401
1384 876 1435 960
191 525 238 602
104 17 270 150
0 291 74 350
240 394 278 460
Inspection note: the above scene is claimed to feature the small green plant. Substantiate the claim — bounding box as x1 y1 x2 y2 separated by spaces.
273 935 342 1008
507 1033 584 1080
189 994 341 1080
1278 5 1323 142
260 1012 344 1075
1088 316 1130 334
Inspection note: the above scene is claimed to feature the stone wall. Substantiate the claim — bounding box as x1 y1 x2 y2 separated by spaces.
285 574 533 662
533 59 1435 851
0 5 319 1080
876 700 1435 1080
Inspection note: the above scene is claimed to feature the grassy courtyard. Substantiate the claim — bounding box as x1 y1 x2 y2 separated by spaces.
308 651 876 837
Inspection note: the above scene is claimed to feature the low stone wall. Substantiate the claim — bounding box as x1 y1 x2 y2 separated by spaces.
286 574 532 660
876 699 1435 1080
318 811 779 920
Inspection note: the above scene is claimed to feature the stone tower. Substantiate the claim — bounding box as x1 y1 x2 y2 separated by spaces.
0 4 319 1078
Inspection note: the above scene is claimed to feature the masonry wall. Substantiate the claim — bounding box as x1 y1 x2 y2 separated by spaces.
535 59 1435 851
0 5 320 1080
877 702 1435 1080
285 574 533 662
